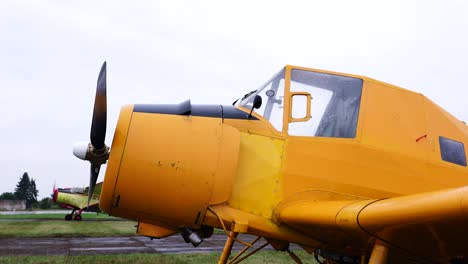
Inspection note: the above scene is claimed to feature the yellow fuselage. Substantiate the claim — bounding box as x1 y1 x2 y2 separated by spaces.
99 65 468 259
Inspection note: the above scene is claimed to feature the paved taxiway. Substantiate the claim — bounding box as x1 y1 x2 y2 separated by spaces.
0 234 301 256
0 212 301 256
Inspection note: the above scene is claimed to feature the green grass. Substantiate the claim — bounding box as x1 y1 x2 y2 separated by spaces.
0 213 118 220
0 251 318 264
0 220 137 237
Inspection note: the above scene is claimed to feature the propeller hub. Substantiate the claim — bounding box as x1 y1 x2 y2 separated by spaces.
87 144 110 166
73 141 90 160
73 141 110 165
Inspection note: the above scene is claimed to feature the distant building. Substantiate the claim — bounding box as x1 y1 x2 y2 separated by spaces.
0 200 26 211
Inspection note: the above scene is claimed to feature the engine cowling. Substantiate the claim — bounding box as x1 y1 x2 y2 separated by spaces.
100 105 240 228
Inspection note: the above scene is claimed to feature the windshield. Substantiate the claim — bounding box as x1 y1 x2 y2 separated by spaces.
235 67 363 138
236 68 285 131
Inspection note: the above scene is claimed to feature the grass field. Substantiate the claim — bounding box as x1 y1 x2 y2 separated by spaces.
0 251 318 264
0 214 226 237
0 219 137 237
0 214 319 263
0 213 117 220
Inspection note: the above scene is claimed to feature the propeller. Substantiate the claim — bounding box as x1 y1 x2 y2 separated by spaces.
73 62 110 206
51 182 58 202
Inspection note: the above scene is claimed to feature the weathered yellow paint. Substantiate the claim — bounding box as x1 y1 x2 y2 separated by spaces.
369 241 389 264
223 115 283 138
137 222 177 239
283 66 292 135
362 81 429 158
227 132 284 218
100 105 134 212
56 192 99 209
203 204 323 248
276 185 468 260
356 185 468 232
102 113 240 228
209 123 241 204
283 69 468 200
55 182 102 210
282 136 466 200
97 64 468 263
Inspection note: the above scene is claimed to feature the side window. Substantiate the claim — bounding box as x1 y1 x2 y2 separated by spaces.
289 82 332 136
288 69 363 138
439 137 467 166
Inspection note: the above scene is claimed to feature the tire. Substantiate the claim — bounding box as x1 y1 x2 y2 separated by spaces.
65 214 72 221
74 214 82 221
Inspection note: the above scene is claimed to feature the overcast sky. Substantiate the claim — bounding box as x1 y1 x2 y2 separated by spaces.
0 0 467 199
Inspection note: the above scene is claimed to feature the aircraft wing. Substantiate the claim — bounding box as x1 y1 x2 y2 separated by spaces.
274 186 468 262
55 182 103 211
84 181 103 199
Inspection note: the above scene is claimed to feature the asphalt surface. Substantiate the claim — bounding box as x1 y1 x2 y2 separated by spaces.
0 234 301 256
0 210 72 215
0 211 302 256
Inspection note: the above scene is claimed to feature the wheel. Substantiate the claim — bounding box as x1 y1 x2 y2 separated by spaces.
74 214 82 221
65 214 72 221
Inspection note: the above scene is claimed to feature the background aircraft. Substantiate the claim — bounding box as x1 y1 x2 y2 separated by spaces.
72 62 468 263
51 182 101 221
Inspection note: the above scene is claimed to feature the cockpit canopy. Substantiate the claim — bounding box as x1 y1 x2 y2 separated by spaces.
236 67 363 138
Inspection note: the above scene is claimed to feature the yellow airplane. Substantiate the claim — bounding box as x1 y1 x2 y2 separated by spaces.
72 62 468 263
51 183 101 220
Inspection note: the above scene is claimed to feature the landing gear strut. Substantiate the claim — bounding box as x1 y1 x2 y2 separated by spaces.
207 207 304 264
216 222 302 264
218 229 238 264
368 240 389 264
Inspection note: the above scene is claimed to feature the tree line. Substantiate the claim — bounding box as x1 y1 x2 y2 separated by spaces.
0 172 56 209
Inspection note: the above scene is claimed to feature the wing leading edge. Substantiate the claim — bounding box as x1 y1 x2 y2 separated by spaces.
275 186 468 262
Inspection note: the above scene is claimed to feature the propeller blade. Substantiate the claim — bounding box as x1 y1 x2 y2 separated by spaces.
90 61 107 150
88 164 100 206
51 182 58 202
